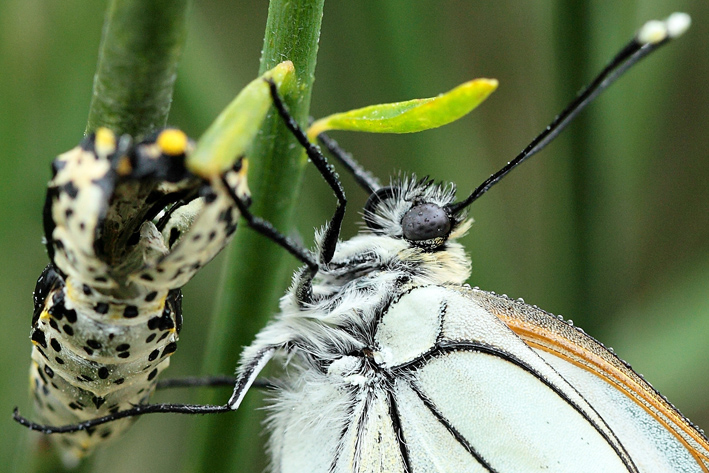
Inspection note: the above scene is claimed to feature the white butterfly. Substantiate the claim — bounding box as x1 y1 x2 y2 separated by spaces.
228 12 709 472
16 12 707 473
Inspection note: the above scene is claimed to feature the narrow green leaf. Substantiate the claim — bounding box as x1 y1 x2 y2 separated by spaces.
307 78 498 140
188 60 296 177
85 0 189 136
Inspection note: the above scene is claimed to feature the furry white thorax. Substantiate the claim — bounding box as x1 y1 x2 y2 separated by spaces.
238 176 473 383
232 176 475 472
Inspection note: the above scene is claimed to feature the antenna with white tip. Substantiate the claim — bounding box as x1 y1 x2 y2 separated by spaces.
447 13 691 215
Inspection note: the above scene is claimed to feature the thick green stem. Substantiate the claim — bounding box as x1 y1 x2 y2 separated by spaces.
86 0 189 136
183 1 325 472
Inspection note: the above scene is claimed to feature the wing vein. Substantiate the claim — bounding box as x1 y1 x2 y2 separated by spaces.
407 377 496 472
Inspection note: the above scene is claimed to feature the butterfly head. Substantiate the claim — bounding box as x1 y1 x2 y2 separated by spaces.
363 176 471 250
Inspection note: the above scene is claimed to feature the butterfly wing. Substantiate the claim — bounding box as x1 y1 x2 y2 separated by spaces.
472 288 709 472
268 283 708 472
375 285 634 472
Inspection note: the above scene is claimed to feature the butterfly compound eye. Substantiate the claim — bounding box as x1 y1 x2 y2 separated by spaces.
402 203 451 242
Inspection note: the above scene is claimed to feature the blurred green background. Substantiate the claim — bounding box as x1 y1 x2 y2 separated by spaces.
1 1 708 471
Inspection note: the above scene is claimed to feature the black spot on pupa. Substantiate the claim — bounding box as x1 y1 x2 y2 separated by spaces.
145 291 158 302
83 346 94 356
64 309 77 324
114 378 124 385
146 333 156 343
50 338 61 352
49 318 59 331
37 347 49 360
44 365 54 378
94 302 109 314
81 374 93 382
68 402 81 410
82 284 92 295
148 349 159 361
36 365 47 384
55 356 65 365
65 208 74 219
62 324 74 336
31 330 47 349
123 305 138 318
162 342 177 356
157 332 169 342
116 343 130 352
117 352 130 359
98 367 109 379
203 190 217 203
147 369 158 381
87 339 102 349
61 182 79 199
169 227 181 248
208 230 217 241
140 273 154 282
218 208 231 223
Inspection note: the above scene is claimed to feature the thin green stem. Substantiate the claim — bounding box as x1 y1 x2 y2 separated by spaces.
182 1 325 472
86 0 189 136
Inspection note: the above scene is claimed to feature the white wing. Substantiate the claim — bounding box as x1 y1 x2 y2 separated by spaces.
269 284 709 472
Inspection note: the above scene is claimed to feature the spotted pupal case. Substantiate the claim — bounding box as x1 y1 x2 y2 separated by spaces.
28 60 295 463
31 127 248 461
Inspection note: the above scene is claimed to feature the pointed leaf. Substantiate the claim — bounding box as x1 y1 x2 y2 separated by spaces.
188 60 296 177
307 78 497 140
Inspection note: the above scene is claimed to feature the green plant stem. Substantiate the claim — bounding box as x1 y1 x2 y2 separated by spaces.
183 1 325 472
86 0 189 136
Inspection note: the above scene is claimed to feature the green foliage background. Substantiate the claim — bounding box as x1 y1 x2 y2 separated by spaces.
1 1 708 472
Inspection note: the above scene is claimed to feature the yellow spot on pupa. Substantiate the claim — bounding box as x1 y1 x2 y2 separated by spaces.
157 129 188 156
95 128 116 155
116 156 133 176
239 158 249 178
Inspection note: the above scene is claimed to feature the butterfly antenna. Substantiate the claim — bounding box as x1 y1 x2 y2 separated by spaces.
317 132 382 194
447 13 690 214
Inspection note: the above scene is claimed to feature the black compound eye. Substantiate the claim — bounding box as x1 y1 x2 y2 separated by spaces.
402 203 451 242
